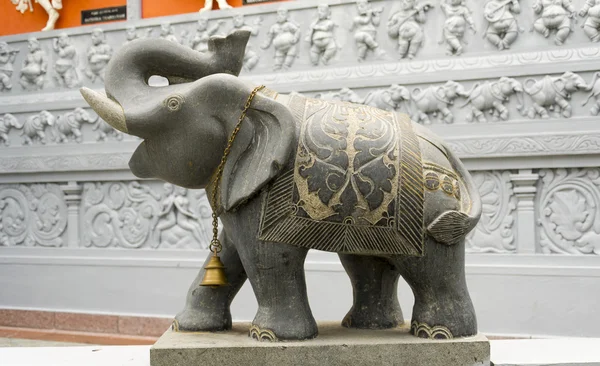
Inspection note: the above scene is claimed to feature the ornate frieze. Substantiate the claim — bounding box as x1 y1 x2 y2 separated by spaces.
538 168 600 255
0 183 67 247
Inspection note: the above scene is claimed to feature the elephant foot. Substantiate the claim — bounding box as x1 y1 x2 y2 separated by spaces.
251 308 318 341
173 307 232 332
342 306 403 330
410 297 477 339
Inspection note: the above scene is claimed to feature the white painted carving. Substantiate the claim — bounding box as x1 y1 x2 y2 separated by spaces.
199 0 232 13
441 0 476 56
306 4 338 66
460 77 524 123
82 182 211 249
124 25 153 44
352 0 384 61
466 171 516 253
0 153 131 173
522 72 590 119
532 0 576 46
539 168 600 255
387 0 434 59
20 38 47 91
261 7 300 71
54 108 98 143
12 0 62 31
21 110 55 145
84 29 113 83
582 72 600 115
410 80 468 124
53 33 80 88
230 13 262 71
580 0 600 42
0 114 19 146
0 184 67 247
191 17 225 53
363 85 411 112
0 42 18 92
484 0 522 50
92 118 123 141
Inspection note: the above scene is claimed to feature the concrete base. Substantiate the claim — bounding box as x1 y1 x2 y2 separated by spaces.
150 322 490 366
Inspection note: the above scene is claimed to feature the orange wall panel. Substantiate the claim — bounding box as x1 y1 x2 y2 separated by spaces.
0 1 126 36
142 0 244 19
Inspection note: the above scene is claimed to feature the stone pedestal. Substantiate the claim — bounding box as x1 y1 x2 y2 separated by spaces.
150 322 490 366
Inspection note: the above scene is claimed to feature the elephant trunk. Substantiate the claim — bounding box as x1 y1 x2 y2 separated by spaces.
104 30 249 105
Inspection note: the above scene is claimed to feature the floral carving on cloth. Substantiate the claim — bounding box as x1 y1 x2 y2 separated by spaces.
259 96 425 256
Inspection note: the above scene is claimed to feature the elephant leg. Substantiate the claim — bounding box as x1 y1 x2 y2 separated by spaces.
591 100 600 116
472 107 485 123
339 254 403 330
556 97 572 118
533 103 549 119
493 101 508 120
395 237 476 339
441 107 454 124
173 231 247 332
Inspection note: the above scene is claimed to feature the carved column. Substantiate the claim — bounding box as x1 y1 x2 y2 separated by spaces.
61 182 83 248
510 170 540 254
127 0 142 20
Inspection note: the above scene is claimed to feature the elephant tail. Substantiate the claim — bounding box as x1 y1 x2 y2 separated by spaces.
427 145 482 246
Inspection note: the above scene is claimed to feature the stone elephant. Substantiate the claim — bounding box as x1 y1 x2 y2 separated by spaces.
21 110 55 145
363 84 411 112
55 107 98 143
460 77 524 123
411 80 468 124
81 31 482 342
523 71 590 119
0 113 20 146
582 72 600 116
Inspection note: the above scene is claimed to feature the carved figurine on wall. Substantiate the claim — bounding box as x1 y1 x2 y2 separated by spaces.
581 72 600 115
532 0 576 45
306 4 338 66
199 0 232 13
388 0 434 59
159 22 180 44
21 110 55 145
523 71 590 118
0 114 20 146
363 84 411 112
459 77 524 123
81 30 483 341
579 0 600 42
411 80 469 124
154 183 208 249
351 0 384 61
261 8 300 71
192 17 225 53
441 0 476 56
124 26 153 44
484 0 521 50
92 118 123 141
229 13 261 71
54 108 98 143
0 42 19 92
12 0 62 31
84 29 112 83
19 37 47 91
53 33 79 89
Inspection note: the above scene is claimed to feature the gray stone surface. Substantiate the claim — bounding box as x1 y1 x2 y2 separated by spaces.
150 322 490 366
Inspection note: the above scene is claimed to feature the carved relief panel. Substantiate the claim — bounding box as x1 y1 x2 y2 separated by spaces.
538 168 600 255
0 184 67 247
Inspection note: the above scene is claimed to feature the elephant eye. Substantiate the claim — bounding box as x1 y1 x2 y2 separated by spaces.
165 94 184 112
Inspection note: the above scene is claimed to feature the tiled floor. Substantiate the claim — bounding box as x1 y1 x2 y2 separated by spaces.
0 338 92 347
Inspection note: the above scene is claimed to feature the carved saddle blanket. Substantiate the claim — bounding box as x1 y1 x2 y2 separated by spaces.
258 95 425 256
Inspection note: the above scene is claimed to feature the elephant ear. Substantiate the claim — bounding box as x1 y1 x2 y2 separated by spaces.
219 92 295 211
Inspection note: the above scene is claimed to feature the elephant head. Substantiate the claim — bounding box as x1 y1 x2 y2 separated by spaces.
560 71 591 92
388 84 410 103
443 80 469 99
81 31 295 211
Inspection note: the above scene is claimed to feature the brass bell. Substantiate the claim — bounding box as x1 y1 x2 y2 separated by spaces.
200 254 228 287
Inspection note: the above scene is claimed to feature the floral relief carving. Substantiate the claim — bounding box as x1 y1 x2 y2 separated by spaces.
538 168 600 255
466 172 517 253
0 184 67 247
82 182 212 249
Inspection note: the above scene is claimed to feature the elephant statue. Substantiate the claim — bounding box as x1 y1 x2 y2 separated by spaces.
0 113 20 146
21 110 55 145
363 84 411 112
582 72 600 116
411 80 468 124
54 107 98 143
460 77 524 123
80 31 482 342
523 71 590 119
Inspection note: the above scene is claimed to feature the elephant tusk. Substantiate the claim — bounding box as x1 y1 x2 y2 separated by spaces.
80 87 128 133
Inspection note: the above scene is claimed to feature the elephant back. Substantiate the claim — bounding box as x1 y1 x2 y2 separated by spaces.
258 96 426 257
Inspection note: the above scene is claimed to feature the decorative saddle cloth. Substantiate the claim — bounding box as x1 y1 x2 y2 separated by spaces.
258 95 425 256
